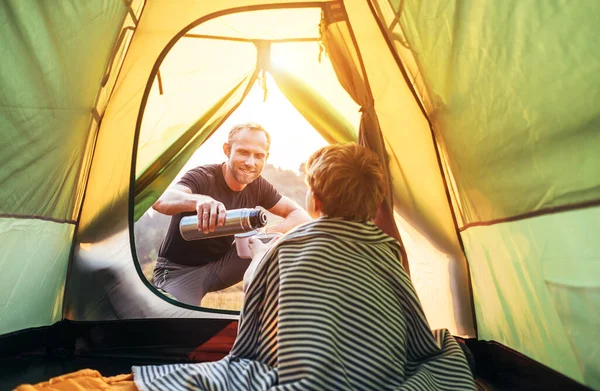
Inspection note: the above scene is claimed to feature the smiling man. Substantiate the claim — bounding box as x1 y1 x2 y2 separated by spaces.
152 123 310 306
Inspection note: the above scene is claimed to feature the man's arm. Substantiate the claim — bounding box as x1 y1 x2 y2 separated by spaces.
152 184 226 232
152 184 203 215
266 196 311 234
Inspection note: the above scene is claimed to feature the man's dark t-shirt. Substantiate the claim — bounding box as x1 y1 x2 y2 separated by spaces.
158 163 282 266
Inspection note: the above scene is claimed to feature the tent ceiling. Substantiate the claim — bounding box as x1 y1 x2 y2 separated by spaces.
188 7 321 40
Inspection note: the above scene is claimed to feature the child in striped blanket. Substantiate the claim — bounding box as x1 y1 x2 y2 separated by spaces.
133 143 475 391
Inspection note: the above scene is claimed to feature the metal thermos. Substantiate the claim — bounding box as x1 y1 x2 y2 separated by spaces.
179 208 268 241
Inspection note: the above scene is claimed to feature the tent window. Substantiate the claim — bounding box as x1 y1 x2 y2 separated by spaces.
132 6 360 311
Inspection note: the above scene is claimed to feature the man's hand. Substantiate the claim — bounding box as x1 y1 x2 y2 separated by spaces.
195 197 227 233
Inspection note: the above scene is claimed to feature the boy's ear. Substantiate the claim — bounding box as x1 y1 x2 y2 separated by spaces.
313 192 323 213
223 142 231 157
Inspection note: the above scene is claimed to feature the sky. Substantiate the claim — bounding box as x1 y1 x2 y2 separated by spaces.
137 35 362 181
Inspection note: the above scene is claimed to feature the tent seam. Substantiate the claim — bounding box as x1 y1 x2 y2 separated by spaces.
0 213 76 225
459 198 600 231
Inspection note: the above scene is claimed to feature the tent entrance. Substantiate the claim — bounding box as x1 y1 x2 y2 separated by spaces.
130 5 364 313
128 4 462 334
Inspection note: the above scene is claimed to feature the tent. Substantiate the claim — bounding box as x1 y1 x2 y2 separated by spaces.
0 1 598 389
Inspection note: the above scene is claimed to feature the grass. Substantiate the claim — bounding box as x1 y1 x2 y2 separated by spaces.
201 282 244 311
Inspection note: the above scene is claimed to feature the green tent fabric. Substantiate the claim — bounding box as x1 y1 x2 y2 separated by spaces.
376 0 600 223
464 207 600 386
0 1 598 390
0 1 128 221
0 1 129 336
371 0 600 386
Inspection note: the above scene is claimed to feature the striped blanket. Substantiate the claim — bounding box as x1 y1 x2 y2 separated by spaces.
134 218 475 390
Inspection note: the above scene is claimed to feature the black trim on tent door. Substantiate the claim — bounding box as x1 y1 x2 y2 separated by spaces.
126 2 331 313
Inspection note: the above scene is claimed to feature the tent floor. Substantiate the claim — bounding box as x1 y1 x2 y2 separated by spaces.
0 354 493 390
0 355 171 390
1 350 589 391
0 321 591 391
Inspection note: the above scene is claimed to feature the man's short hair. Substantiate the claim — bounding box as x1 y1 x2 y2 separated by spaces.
228 123 271 150
305 143 386 220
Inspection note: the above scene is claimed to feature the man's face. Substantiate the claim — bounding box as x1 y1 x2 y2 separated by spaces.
224 128 269 185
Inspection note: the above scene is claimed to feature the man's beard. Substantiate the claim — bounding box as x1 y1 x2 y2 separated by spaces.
231 164 259 184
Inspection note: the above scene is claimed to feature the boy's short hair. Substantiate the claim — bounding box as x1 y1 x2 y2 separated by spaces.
228 123 271 150
305 143 386 220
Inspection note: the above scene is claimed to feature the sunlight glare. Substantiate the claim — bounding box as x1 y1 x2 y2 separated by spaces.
181 74 329 177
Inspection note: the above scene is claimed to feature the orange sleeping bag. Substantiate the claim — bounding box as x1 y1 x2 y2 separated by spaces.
14 369 137 391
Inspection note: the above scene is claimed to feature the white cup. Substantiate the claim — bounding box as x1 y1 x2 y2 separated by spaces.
235 231 282 259
235 230 258 259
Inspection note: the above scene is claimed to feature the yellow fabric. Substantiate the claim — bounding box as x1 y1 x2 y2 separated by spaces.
344 0 474 336
269 65 356 144
320 4 408 271
369 1 433 113
14 369 136 391
269 41 361 127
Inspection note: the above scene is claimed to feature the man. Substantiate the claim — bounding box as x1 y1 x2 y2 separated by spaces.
152 123 311 306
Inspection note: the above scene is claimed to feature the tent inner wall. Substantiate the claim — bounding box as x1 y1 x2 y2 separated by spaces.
0 219 73 336
0 1 130 335
372 0 600 387
463 207 600 387
0 1 127 221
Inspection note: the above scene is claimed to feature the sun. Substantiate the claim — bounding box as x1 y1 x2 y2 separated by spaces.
184 75 332 174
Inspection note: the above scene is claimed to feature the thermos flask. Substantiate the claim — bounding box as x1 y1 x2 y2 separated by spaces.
179 208 268 241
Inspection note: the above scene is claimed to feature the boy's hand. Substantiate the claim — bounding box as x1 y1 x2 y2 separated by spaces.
248 237 268 260
249 234 282 258
245 234 283 293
